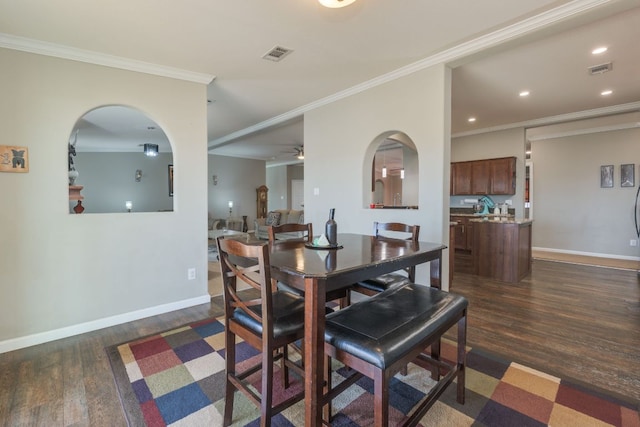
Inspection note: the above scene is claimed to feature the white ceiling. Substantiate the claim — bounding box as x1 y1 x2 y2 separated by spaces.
2 0 639 165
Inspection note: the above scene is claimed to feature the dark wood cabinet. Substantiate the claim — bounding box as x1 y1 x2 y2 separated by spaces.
450 156 516 195
450 216 473 251
451 162 472 195
489 157 516 194
472 219 532 283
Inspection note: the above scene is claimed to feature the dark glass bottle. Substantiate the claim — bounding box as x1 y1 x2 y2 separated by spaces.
325 208 337 246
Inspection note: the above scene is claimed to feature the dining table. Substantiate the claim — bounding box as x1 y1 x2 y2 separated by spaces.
268 232 447 426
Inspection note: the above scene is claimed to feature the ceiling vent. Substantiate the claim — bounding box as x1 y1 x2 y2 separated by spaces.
262 46 293 62
588 62 613 75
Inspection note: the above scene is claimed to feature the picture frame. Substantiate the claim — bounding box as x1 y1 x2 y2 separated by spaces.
0 145 29 173
620 164 635 187
168 164 174 196
600 165 613 188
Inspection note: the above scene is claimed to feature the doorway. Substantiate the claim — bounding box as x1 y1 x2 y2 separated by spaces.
291 179 304 210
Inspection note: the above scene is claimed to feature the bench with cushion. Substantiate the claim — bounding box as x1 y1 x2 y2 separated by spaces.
323 283 468 426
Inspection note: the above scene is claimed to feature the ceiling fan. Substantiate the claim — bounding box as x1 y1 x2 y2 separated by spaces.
291 146 304 160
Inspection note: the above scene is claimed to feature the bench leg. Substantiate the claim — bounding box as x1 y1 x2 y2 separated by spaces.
373 368 389 427
457 309 467 404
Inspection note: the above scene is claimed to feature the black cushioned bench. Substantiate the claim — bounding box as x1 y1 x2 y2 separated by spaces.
323 283 468 426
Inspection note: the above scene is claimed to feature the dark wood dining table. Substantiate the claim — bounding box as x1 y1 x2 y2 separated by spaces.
268 233 446 426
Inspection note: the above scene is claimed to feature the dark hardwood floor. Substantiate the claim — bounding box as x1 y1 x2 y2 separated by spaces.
1 260 638 425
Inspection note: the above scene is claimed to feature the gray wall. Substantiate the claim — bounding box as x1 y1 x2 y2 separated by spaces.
304 64 451 288
74 152 174 213
0 47 208 351
531 126 639 258
208 154 265 227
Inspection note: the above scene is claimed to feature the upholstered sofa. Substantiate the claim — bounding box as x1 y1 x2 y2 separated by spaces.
254 209 304 240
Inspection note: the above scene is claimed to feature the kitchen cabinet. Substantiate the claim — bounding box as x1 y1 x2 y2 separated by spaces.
450 216 473 251
450 156 516 195
472 219 532 283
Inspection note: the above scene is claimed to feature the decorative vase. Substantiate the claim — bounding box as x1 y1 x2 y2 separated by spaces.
73 200 85 214
242 215 248 233
325 208 337 246
68 170 79 185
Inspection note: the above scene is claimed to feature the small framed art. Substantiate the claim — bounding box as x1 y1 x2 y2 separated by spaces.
168 164 174 196
621 164 634 187
0 145 29 173
600 165 613 188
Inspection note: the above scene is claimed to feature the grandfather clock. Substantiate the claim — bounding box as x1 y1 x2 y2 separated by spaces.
256 185 268 218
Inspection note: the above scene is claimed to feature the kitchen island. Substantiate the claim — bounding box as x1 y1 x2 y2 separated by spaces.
470 218 533 283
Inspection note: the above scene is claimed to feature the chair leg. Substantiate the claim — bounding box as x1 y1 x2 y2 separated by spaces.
323 354 332 422
281 345 290 388
430 338 441 380
223 330 236 427
261 344 274 427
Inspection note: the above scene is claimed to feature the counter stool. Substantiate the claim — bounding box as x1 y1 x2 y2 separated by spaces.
323 283 468 426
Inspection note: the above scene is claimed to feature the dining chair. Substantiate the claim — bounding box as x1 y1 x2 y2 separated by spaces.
217 236 305 427
323 282 468 426
350 222 420 297
267 222 313 243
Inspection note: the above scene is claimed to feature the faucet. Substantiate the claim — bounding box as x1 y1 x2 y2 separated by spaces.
394 193 401 206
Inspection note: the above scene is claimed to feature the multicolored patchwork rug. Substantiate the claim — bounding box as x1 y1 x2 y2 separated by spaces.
106 317 639 426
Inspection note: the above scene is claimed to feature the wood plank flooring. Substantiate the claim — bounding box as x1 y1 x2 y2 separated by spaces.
1 260 638 425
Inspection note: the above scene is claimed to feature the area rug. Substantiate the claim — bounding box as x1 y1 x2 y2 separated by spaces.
106 317 640 426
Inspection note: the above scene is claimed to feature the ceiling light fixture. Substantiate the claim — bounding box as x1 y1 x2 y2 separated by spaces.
519 90 530 97
468 117 476 123
592 46 608 55
601 89 613 96
144 143 159 157
319 0 356 8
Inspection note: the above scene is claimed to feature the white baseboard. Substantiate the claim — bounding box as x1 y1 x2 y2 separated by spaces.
532 246 640 262
0 294 211 354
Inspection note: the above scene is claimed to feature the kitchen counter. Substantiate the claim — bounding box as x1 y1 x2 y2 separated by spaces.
472 219 533 283
469 217 532 225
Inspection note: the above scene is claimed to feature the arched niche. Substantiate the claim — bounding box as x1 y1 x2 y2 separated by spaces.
68 105 174 214
363 131 418 209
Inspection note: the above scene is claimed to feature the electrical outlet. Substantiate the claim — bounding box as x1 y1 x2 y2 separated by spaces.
188 268 196 280
631 239 638 247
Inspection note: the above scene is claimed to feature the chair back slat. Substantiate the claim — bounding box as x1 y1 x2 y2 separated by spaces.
373 222 420 281
268 223 313 243
217 236 275 336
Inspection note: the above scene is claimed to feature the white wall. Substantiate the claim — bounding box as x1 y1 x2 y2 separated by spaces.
0 48 209 351
304 64 451 288
266 165 288 211
208 155 265 226
451 127 526 216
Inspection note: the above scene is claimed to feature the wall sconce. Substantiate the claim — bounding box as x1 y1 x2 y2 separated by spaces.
382 165 387 178
212 175 218 185
135 169 142 182
400 168 405 179
228 200 233 217
144 143 158 157
125 201 133 212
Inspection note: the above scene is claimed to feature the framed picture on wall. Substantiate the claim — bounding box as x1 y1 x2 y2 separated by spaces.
600 165 613 188
168 164 174 196
621 164 634 187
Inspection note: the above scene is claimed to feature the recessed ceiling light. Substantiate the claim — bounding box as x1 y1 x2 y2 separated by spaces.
468 117 476 123
519 91 530 97
592 46 608 55
601 90 613 96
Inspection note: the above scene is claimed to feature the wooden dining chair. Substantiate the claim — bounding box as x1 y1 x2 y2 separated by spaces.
350 222 420 297
217 236 305 427
267 222 313 243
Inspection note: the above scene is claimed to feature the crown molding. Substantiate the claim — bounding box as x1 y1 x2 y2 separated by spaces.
0 33 215 85
452 101 640 139
209 0 610 147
